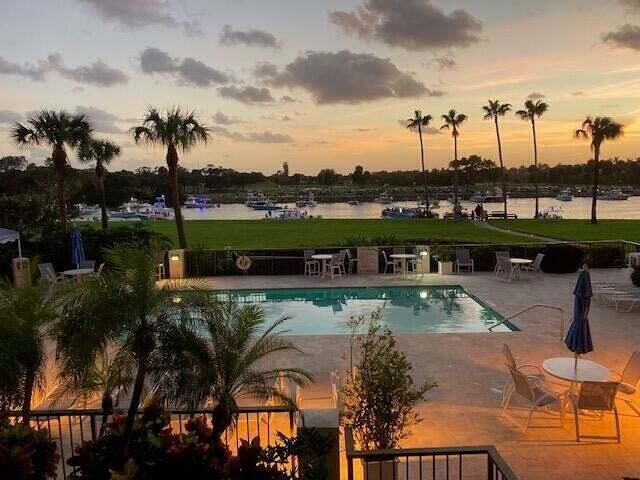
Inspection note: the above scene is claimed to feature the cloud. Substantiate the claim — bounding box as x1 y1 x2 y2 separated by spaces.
218 85 274 104
139 47 231 87
329 0 482 51
255 50 437 104
603 24 640 50
212 111 243 125
282 115 292 122
77 0 201 35
433 55 456 70
219 25 280 48
572 91 586 97
75 106 126 133
0 110 23 123
0 57 48 81
620 0 640 12
281 95 298 103
527 92 545 100
211 126 293 143
399 119 442 134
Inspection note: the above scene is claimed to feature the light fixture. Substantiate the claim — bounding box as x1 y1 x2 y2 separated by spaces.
170 254 180 261
172 296 182 304
420 291 428 299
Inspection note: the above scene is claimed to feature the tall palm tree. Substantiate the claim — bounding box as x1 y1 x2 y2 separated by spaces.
0 263 60 423
151 300 311 443
406 110 433 214
482 100 512 218
131 107 210 248
12 110 92 230
79 139 121 230
575 116 624 224
516 99 548 218
440 110 468 206
54 245 205 450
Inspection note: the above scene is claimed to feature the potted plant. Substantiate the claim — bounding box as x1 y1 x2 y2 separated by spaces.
340 311 436 480
433 247 455 275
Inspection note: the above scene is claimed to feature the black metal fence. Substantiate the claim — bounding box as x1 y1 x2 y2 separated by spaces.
183 240 640 277
345 428 518 480
9 406 296 479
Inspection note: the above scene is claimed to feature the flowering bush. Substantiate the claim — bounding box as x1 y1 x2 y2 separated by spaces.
0 423 59 480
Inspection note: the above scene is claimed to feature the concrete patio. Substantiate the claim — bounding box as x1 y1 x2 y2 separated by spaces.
189 268 640 480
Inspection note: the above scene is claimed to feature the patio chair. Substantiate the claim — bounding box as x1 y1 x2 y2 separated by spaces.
328 253 343 279
455 248 474 273
612 351 640 416
338 249 348 274
303 249 320 276
497 256 519 282
93 263 105 278
38 263 64 283
504 365 563 432
500 344 546 407
494 251 510 274
521 253 544 274
79 260 96 271
344 249 358 274
612 294 640 313
381 250 398 275
566 381 621 442
155 252 166 279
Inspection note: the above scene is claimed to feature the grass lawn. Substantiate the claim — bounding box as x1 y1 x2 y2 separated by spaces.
490 219 640 242
131 219 535 249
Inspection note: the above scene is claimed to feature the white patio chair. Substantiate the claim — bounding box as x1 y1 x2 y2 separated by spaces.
38 263 64 283
500 344 546 408
497 256 519 282
338 249 347 275
303 249 320 276
522 253 544 274
566 381 621 442
494 251 510 275
344 249 358 274
504 365 564 432
612 351 640 416
79 260 96 270
94 262 105 278
328 253 343 279
381 250 398 275
455 248 474 273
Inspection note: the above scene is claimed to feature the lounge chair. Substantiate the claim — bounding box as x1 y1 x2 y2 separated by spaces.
612 294 640 312
38 263 64 283
566 381 621 442
303 249 320 276
500 344 546 407
503 365 563 432
455 248 474 273
522 253 544 274
612 351 640 416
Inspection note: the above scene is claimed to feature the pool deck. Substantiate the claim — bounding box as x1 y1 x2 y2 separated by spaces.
186 269 640 480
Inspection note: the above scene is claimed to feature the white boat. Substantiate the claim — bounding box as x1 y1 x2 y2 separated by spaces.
266 208 307 220
419 199 440 209
599 189 629 200
296 192 317 208
555 189 573 202
245 192 283 210
185 194 214 209
469 192 486 203
381 206 421 219
539 206 562 219
347 199 360 206
375 192 393 204
75 203 98 216
483 188 504 203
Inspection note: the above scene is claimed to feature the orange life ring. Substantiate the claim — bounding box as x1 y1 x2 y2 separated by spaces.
236 255 252 272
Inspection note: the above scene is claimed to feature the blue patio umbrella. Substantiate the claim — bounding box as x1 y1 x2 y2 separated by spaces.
564 268 593 367
70 226 85 268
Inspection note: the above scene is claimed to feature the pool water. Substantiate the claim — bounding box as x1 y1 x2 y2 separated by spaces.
215 286 513 335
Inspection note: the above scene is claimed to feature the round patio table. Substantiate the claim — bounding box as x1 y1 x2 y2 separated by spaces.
390 253 417 277
542 357 611 384
62 268 94 279
510 258 532 266
311 254 333 278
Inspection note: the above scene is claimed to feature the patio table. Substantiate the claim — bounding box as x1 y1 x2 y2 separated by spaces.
509 258 532 280
543 357 611 411
390 253 417 277
62 268 94 280
311 254 333 278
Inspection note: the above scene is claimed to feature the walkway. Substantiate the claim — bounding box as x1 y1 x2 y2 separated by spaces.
477 221 560 242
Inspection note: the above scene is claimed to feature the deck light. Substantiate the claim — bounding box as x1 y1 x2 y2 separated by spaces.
170 254 180 261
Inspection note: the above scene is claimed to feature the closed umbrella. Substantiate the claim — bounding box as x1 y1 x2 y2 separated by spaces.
70 226 85 268
564 268 593 369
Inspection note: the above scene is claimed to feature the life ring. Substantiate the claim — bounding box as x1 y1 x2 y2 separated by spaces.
236 255 252 272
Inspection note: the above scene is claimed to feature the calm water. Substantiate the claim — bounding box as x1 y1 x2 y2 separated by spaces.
214 286 512 335
181 197 640 220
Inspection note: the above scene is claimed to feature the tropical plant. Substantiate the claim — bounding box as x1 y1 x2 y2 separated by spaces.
11 110 92 230
78 139 121 230
440 110 468 206
0 264 60 423
0 423 59 479
151 300 312 444
575 117 624 224
131 107 210 248
483 100 512 217
264 429 335 480
515 99 548 218
340 312 436 449
406 110 433 214
53 245 205 450
431 246 456 263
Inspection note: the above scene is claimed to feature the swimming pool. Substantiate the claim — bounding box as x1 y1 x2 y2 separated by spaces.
215 286 514 335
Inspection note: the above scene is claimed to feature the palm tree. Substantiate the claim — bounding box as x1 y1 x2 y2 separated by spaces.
0 264 60 423
406 110 433 214
483 100 512 218
79 139 121 230
131 107 210 248
440 110 468 206
54 245 205 449
11 110 92 230
516 99 548 218
575 116 624 224
151 300 312 443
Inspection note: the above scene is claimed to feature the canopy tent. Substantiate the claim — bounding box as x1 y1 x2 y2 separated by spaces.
0 228 22 257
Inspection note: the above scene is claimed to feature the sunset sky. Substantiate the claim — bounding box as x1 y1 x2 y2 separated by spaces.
1 0 640 174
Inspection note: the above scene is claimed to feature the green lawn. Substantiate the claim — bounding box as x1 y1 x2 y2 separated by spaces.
490 219 640 242
133 219 535 249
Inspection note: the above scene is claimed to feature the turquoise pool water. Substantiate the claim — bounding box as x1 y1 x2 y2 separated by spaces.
215 286 513 335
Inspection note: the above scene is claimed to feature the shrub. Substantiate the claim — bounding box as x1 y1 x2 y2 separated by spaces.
541 245 585 273
0 423 59 480
584 245 626 268
632 267 640 287
431 246 456 263
339 234 401 247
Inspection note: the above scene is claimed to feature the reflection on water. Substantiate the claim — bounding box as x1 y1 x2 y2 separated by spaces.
214 286 512 335
180 196 640 220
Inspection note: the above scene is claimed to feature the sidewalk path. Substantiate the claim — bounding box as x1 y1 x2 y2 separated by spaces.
478 221 561 242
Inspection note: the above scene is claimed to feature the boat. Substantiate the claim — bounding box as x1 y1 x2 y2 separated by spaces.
482 188 504 203
295 192 317 208
555 189 573 202
381 206 420 219
266 208 308 220
418 199 440 209
245 192 283 210
375 192 393 204
469 192 486 203
599 188 629 200
347 199 360 206
185 194 214 209
539 206 562 219
74 203 98 217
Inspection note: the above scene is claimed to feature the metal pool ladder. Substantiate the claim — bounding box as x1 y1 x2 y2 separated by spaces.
489 304 565 340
